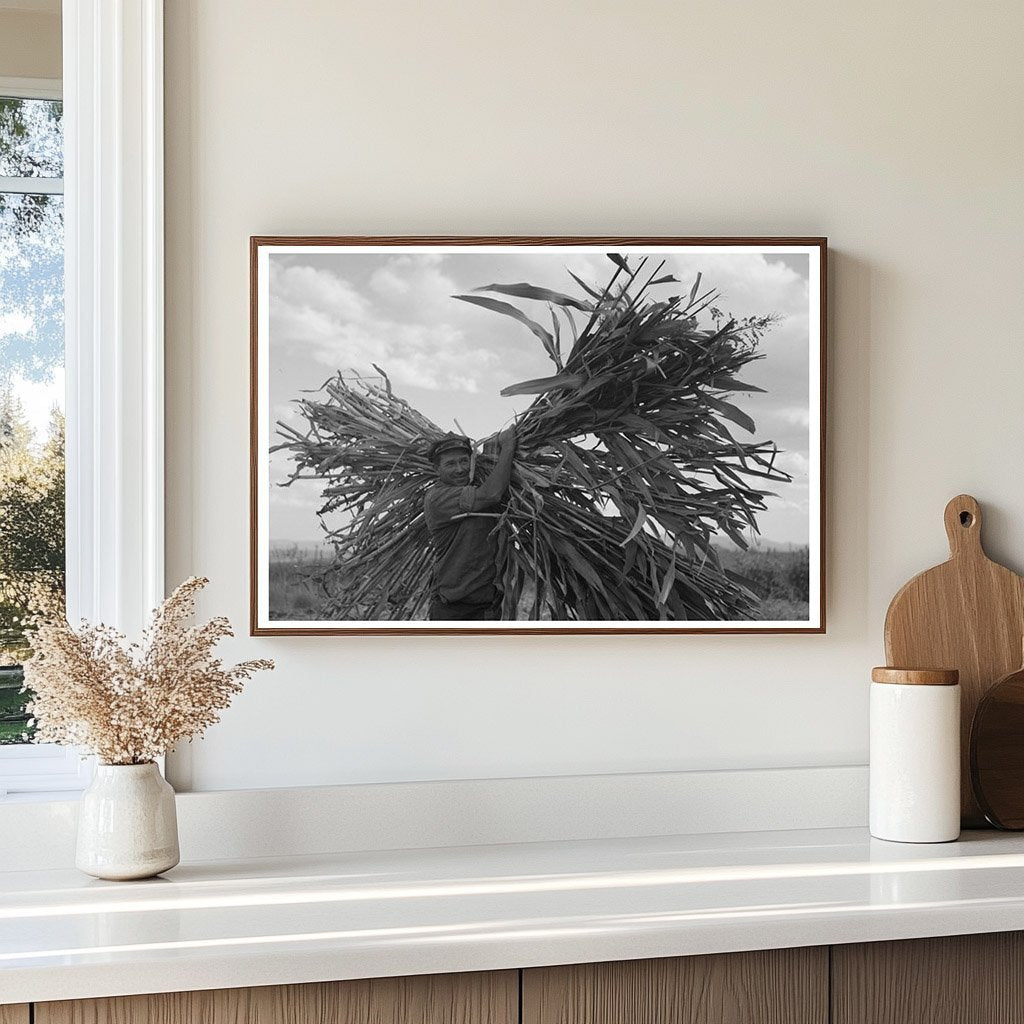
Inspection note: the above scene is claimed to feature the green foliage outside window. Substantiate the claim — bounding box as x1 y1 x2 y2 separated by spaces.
0 95 65 743
0 395 65 742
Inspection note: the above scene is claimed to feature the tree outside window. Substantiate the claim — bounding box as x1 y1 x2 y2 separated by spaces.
0 95 65 743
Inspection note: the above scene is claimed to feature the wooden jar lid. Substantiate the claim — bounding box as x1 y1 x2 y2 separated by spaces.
871 667 960 686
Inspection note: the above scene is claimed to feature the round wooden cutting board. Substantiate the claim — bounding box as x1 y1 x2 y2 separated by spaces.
884 494 1024 827
971 657 1024 829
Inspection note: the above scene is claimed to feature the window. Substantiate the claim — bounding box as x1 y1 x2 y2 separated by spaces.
0 80 84 795
0 89 65 731
0 5 166 798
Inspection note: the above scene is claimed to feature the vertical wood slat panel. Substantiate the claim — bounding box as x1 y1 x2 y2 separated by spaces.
523 948 828 1024
0 1006 30 1024
832 932 1024 1024
35 970 518 1024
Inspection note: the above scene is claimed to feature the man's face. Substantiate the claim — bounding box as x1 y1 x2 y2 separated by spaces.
436 449 471 487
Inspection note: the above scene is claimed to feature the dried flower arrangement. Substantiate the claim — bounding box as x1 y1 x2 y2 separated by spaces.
23 577 273 765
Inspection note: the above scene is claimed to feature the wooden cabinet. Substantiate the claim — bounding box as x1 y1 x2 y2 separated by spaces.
34 972 517 1024
14 933 1024 1023
522 948 828 1024
832 932 1024 1024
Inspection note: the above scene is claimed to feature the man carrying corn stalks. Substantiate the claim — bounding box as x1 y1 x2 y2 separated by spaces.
275 253 801 623
424 427 517 620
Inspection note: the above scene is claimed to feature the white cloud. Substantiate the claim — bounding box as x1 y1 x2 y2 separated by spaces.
663 252 808 318
369 253 448 309
0 309 33 338
765 493 810 513
11 367 63 445
273 401 304 424
775 405 811 428
775 450 810 480
269 259 495 392
273 264 368 321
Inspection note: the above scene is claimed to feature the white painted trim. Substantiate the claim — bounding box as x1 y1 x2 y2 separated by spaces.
0 745 92 795
0 765 869 868
0 2 165 797
0 175 63 194
0 75 62 100
0 78 67 795
63 0 164 633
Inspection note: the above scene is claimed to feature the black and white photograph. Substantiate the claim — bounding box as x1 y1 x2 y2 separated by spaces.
251 238 825 634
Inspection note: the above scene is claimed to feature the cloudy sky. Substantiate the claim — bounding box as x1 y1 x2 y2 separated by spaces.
265 247 817 547
1 231 64 442
1 99 65 444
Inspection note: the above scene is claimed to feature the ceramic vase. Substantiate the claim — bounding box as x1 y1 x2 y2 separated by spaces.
76 762 180 880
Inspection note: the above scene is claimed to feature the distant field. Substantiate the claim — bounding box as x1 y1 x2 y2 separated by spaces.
716 544 811 621
269 542 812 623
268 543 331 621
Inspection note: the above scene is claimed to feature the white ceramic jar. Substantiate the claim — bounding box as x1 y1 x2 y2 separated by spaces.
870 667 961 843
76 762 180 880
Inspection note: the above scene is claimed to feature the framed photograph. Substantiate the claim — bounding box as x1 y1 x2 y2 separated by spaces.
251 237 826 635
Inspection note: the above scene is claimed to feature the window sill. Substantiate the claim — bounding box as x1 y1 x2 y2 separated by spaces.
0 790 84 804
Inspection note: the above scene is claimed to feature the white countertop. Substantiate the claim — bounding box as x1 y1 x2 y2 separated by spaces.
4 826 1024 1004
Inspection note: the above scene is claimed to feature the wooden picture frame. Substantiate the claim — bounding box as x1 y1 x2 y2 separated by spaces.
251 237 826 635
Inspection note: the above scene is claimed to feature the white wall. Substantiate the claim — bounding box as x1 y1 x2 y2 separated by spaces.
163 0 1024 792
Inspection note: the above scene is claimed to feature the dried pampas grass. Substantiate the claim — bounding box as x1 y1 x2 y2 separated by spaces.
23 577 273 765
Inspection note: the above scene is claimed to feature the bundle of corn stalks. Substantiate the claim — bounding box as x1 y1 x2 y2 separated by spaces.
274 254 792 621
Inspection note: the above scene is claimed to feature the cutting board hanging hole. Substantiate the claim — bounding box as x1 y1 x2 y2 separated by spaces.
944 494 983 556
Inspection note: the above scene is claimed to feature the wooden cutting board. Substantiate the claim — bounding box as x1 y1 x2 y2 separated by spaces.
884 494 1024 827
970 652 1024 829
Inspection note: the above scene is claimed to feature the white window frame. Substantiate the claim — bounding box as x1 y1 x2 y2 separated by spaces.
0 0 164 797
0 77 64 192
0 76 61 102
0 75 84 795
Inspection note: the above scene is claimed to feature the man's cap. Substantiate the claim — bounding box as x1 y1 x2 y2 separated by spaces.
428 433 472 463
